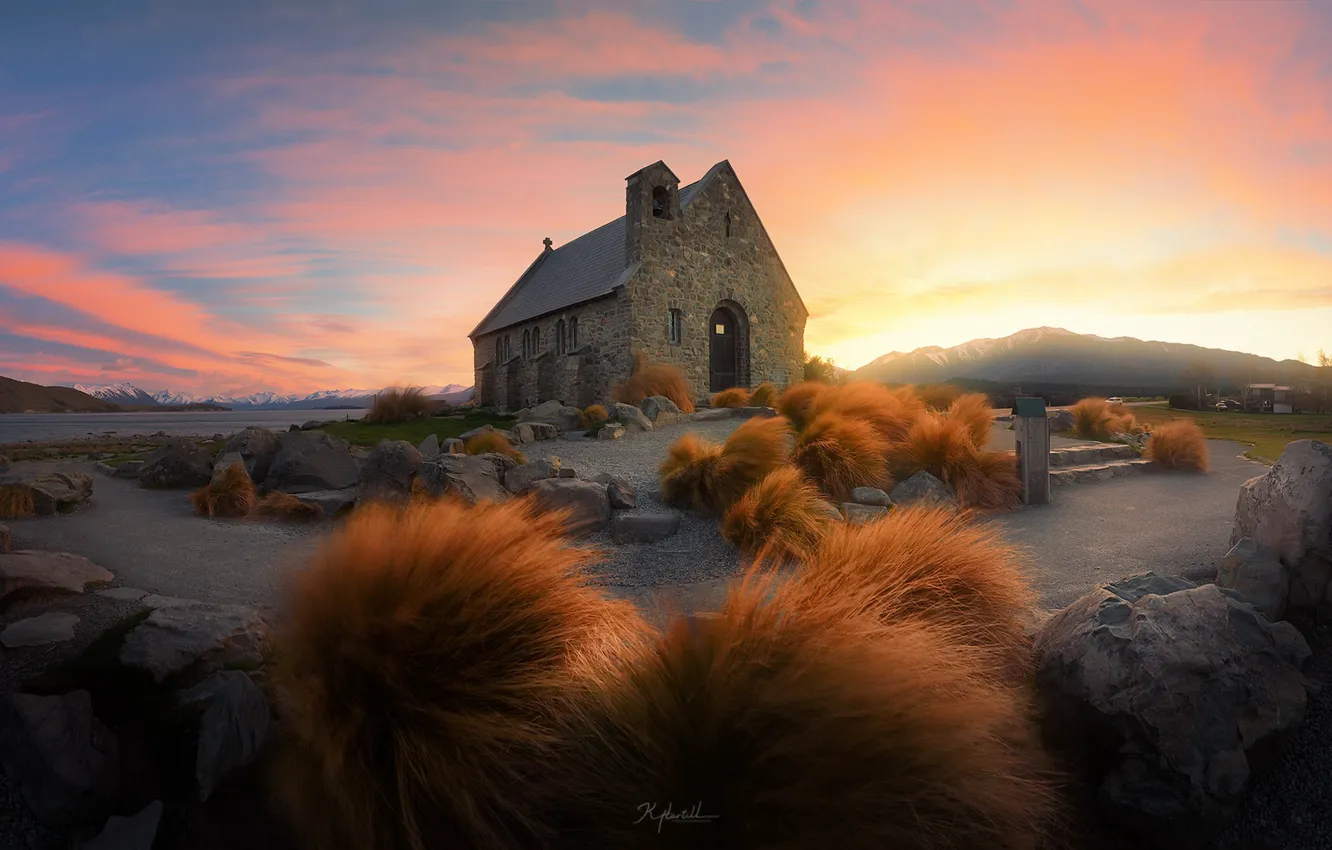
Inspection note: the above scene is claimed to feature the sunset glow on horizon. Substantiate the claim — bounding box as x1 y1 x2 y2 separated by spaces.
2 0 1329 396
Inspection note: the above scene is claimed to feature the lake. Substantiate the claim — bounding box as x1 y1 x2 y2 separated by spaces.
0 408 368 444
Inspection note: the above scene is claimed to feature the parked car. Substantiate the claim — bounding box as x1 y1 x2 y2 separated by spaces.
1215 402 1228 412
1107 397 1124 405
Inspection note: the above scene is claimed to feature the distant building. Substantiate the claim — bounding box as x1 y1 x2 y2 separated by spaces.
1244 383 1295 414
468 160 808 412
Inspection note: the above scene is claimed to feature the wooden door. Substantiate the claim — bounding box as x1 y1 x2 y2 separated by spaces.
709 308 737 392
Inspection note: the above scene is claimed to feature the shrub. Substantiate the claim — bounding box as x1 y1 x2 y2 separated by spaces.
583 404 609 425
611 362 696 413
251 491 324 521
0 485 35 519
270 498 651 850
465 430 525 463
915 383 965 411
189 463 255 518
659 417 791 514
711 387 751 408
722 466 835 562
749 381 777 408
1070 397 1137 440
949 450 1023 512
557 573 1054 848
803 352 839 383
946 393 995 448
364 386 430 425
884 412 975 484
1147 420 1210 472
811 381 925 442
794 412 889 502
777 381 828 430
659 433 726 513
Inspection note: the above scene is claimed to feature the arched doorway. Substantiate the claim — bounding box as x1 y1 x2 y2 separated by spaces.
709 301 748 392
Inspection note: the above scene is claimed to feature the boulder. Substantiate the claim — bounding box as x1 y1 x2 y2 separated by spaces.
612 403 654 433
417 433 440 458
479 452 520 479
558 466 579 478
1231 440 1332 611
528 479 612 535
175 671 273 801
497 429 522 444
300 420 320 430
1218 537 1289 621
735 406 778 419
0 551 113 603
640 395 682 423
114 460 145 479
119 601 268 683
444 437 465 454
210 452 246 484
518 400 584 432
293 488 356 518
1049 409 1076 431
691 408 733 421
610 512 681 544
591 472 636 509
597 423 626 440
1033 573 1313 849
0 522 9 553
137 438 213 488
83 799 163 850
96 587 148 602
1 612 80 648
0 690 120 824
841 503 889 524
415 455 510 505
357 439 423 503
459 424 495 442
513 423 536 444
17 471 94 515
503 458 558 494
527 422 558 441
850 486 891 507
264 431 359 494
889 471 957 507
288 424 300 432
222 427 281 482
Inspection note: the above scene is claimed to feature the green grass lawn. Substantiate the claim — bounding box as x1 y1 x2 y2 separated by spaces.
318 412 517 448
1132 404 1332 464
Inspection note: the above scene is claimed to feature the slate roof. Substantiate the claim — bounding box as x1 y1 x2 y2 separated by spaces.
469 162 727 338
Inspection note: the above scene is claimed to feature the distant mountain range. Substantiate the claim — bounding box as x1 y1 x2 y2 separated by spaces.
854 327 1318 390
1 376 121 415
71 383 475 410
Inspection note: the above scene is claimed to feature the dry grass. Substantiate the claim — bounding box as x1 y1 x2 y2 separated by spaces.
364 386 431 425
270 498 652 850
0 485 35 519
465 430 526 463
1147 419 1210 472
885 414 1021 511
611 362 696 414
749 381 778 408
914 383 966 411
556 573 1054 849
1070 397 1138 440
251 491 325 522
722 465 835 562
947 393 995 448
583 404 609 425
811 381 926 442
776 381 829 430
950 451 1023 512
711 387 751 408
793 412 889 502
659 433 726 513
659 417 792 515
189 463 255 518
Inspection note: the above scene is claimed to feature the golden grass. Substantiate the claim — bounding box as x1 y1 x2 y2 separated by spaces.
464 430 525 463
659 433 726 513
721 465 835 562
711 386 751 408
659 416 792 514
776 380 829 430
363 386 430 425
947 392 995 449
1070 397 1138 440
793 412 889 502
610 362 696 414
914 383 966 411
189 462 255 518
951 451 1023 512
251 491 325 521
1147 419 1210 472
583 404 609 425
270 498 652 850
749 381 778 408
811 381 926 442
885 414 1022 511
0 485 35 519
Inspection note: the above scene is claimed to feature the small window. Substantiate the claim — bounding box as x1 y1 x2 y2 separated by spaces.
569 316 579 350
715 323 726 335
651 186 671 220
495 337 502 363
724 211 732 238
668 309 683 345
532 327 541 355
554 319 566 355
522 329 531 359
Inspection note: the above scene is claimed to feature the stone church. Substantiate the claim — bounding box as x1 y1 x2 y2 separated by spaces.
469 159 808 412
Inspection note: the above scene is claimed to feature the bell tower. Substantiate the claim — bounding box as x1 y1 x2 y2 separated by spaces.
624 160 680 265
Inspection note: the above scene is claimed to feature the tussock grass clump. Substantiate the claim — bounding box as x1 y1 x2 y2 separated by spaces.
659 433 726 512
271 498 651 850
659 417 792 514
558 574 1054 849
1147 420 1210 472
1070 397 1138 440
886 414 1021 511
189 463 255 518
251 491 324 522
711 387 751 408
611 361 696 414
915 383 965 411
465 430 525 463
0 485 36 519
793 412 889 502
749 381 777 408
722 465 835 562
812 381 925 442
582 404 609 425
776 380 828 430
364 386 430 425
947 392 995 449
951 450 1023 512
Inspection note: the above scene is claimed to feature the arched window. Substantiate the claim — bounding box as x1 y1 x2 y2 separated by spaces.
652 186 670 220
532 326 541 355
568 316 578 350
668 308 684 345
555 319 566 355
522 330 530 359
495 337 502 363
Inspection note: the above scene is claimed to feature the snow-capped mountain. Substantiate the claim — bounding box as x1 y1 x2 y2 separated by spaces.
73 382 160 406
72 383 474 410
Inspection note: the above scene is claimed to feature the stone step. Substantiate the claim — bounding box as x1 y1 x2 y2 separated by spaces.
1050 458 1156 486
1048 443 1138 467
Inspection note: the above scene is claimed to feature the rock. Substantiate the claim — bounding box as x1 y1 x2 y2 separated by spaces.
841 503 889 524
415 455 510 505
691 408 733 421
119 601 268 683
597 423 626 440
459 424 496 442
82 799 163 850
175 671 273 801
417 433 440 458
114 460 145 478
1231 440 1332 612
639 395 682 423
497 429 522 444
559 466 578 478
850 486 891 507
293 488 356 518
1049 409 1076 431
591 472 636 509
264 431 359 494
0 551 113 603
210 452 246 484
479 452 520 480
96 587 148 602
357 440 423 503
444 437 465 454
528 479 612 535
93 461 116 476
518 400 583 432
1033 574 1313 849
0 691 119 824
0 523 9 553
735 406 777 419
527 422 558 441
17 471 94 515
222 427 281 482
139 594 193 609
612 402 654 433
610 512 681 544
1218 537 1289 621
1 612 80 648
138 438 213 488
300 420 320 430
504 458 558 494
889 471 957 507
513 423 536 444
288 424 300 432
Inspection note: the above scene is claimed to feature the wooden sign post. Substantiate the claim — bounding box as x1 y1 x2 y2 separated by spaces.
1013 397 1050 506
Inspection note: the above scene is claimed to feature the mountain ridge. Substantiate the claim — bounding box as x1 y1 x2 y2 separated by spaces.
71 383 474 410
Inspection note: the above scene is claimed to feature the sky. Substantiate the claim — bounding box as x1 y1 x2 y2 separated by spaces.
1 0 1329 396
